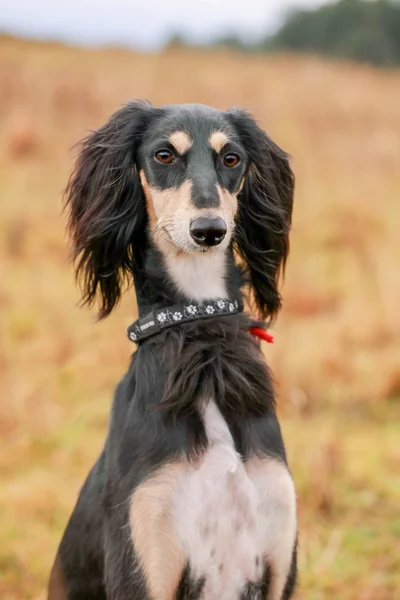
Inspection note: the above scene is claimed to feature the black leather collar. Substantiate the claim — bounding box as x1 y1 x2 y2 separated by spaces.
127 298 242 343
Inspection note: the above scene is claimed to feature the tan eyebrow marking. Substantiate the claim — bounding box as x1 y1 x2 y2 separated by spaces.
168 131 192 155
209 131 230 153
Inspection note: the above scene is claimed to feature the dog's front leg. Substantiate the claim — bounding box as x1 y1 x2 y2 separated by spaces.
103 497 150 600
103 462 188 600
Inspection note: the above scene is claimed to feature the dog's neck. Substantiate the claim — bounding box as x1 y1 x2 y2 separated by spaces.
163 251 227 301
132 238 243 316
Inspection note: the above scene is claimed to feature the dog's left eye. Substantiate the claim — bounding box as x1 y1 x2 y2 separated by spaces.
155 149 175 164
223 153 240 168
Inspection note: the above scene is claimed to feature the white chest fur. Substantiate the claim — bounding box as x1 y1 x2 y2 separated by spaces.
173 402 296 599
130 402 297 600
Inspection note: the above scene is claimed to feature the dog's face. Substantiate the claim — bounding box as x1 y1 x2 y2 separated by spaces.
65 100 294 318
138 105 247 255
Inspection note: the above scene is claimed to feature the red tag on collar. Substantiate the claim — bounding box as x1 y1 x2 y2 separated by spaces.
249 327 274 344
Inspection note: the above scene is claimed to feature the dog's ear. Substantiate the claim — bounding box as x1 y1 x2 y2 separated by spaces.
64 100 154 319
226 109 294 320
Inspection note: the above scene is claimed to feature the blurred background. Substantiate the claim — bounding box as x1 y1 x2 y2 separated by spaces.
0 0 399 598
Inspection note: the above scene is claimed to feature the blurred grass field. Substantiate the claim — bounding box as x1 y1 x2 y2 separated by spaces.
0 35 399 600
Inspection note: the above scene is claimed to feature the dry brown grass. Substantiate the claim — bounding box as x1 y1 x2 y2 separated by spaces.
0 35 399 600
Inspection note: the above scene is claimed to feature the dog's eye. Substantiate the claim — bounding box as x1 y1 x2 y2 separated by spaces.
155 149 175 164
223 153 240 168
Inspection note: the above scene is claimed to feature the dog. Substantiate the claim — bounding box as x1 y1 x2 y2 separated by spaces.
48 101 297 600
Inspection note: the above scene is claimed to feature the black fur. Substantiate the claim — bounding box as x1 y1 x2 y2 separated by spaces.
65 100 155 318
176 565 205 600
226 109 294 320
50 101 297 600
282 541 298 600
241 563 271 599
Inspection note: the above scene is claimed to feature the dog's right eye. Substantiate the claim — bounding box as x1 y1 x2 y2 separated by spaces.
155 149 175 164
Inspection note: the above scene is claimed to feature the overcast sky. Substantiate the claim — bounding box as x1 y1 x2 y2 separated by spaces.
0 0 328 49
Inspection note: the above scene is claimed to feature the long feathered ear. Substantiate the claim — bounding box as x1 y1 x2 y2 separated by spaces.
226 109 294 320
64 100 154 319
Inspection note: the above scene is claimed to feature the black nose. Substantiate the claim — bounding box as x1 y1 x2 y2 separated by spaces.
190 217 227 247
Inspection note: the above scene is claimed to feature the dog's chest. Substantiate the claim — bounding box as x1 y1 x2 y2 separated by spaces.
170 402 293 599
130 401 296 600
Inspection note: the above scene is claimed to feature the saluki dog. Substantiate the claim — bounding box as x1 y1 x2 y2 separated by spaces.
48 101 297 600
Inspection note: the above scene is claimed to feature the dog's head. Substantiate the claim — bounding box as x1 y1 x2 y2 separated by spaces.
65 101 294 319
138 105 244 256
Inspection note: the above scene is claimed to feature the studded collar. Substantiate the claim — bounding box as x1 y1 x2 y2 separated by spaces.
127 298 242 343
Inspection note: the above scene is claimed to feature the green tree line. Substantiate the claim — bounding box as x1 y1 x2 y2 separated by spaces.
267 0 400 66
169 0 400 68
